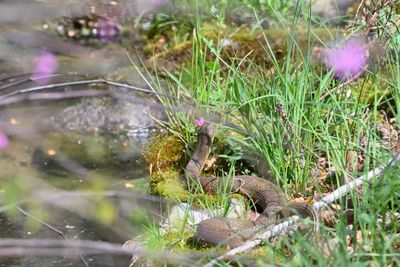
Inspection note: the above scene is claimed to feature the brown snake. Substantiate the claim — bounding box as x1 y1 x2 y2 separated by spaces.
186 123 318 247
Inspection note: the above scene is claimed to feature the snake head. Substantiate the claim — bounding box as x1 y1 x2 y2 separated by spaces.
198 123 217 143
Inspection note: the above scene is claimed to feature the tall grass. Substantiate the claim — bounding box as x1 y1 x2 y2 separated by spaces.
147 1 400 265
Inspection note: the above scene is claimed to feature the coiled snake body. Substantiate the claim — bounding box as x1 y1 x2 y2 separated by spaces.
186 123 317 247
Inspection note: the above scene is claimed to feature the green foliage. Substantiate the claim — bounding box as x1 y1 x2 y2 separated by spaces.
147 0 400 265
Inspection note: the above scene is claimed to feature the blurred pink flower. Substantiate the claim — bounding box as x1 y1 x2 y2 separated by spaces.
0 132 8 149
31 51 58 85
325 39 367 80
194 118 205 127
96 19 121 42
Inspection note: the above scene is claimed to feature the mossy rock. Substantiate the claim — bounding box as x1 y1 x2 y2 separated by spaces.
149 169 188 200
144 25 342 75
143 133 185 171
144 132 188 201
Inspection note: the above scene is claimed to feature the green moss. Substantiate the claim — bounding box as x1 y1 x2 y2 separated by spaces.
149 168 178 183
143 133 185 171
144 132 238 208
151 170 189 200
144 133 190 201
351 76 392 106
145 25 340 75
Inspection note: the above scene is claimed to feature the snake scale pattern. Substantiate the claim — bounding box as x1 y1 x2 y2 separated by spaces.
186 123 317 247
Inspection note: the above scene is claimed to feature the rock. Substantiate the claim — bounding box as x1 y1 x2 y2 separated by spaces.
311 0 357 24
50 96 165 140
160 199 247 234
32 94 166 178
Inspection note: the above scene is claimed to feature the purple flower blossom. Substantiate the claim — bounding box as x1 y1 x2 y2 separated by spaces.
194 118 205 127
325 39 367 80
31 51 58 85
0 132 9 149
96 19 121 42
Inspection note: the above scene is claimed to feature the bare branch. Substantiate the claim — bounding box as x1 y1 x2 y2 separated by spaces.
0 238 138 256
0 89 108 105
0 238 201 266
0 79 176 100
0 73 82 91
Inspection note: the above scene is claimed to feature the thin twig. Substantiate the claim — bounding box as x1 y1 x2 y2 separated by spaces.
17 206 89 267
0 238 138 256
203 153 400 267
350 0 366 34
0 89 108 105
0 72 32 82
0 73 81 91
0 238 202 266
0 79 177 100
312 153 400 211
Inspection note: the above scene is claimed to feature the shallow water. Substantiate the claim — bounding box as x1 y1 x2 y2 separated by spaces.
0 101 159 265
0 1 170 265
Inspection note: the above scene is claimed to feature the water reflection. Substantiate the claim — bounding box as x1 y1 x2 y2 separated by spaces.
0 1 172 265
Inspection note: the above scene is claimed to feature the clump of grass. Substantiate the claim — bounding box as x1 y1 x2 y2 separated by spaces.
143 0 400 265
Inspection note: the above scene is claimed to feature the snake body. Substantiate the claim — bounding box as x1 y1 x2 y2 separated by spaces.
186 123 317 247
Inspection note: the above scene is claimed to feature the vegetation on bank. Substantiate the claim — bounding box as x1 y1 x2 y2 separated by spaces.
140 0 400 266
0 0 398 266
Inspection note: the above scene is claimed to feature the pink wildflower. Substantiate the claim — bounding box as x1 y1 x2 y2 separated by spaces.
96 19 121 42
194 118 205 127
0 132 9 149
31 51 58 85
325 39 367 80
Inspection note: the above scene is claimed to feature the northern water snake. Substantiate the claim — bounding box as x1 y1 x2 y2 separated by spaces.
186 122 318 247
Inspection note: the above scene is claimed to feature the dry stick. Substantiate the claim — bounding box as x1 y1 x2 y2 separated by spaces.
203 153 400 267
0 238 201 266
0 79 177 100
0 238 139 256
311 154 398 211
0 73 81 91
0 77 34 90
0 89 108 105
17 206 89 267
0 72 32 82
351 0 366 34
